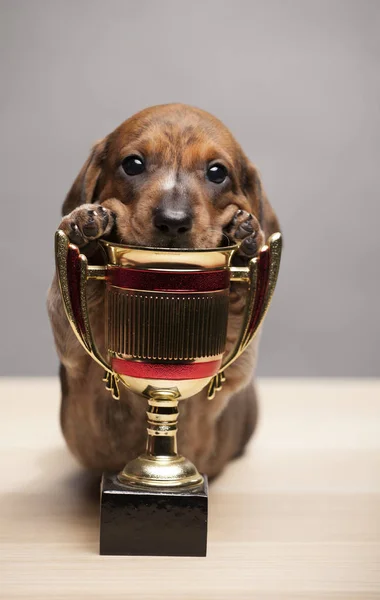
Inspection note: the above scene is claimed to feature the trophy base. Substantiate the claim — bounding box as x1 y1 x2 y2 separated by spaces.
99 473 208 556
117 453 204 489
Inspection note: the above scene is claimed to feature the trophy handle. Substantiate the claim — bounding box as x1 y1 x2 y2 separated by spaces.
55 230 121 400
207 232 282 399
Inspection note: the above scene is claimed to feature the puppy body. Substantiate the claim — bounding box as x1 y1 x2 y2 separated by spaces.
48 104 279 478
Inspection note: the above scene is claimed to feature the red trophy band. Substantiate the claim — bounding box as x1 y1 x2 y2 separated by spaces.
106 265 230 292
111 357 223 380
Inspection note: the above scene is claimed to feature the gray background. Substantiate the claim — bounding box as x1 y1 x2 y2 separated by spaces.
1 0 379 377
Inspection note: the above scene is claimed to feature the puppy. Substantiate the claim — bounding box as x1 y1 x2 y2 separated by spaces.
47 104 280 478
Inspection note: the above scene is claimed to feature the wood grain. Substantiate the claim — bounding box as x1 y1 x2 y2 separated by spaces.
1 378 379 599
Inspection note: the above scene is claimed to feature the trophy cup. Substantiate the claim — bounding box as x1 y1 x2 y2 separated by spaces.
55 229 282 556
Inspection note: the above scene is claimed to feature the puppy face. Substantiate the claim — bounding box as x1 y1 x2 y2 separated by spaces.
63 104 278 248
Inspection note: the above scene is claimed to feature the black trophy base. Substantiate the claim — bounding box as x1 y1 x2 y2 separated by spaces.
99 472 208 557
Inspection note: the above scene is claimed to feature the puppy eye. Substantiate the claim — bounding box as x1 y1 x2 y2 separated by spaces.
206 163 228 184
121 155 145 176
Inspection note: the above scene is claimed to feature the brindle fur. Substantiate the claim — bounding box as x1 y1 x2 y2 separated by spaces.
47 104 280 478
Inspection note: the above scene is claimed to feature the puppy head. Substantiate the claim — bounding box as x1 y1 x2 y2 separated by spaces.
63 104 279 248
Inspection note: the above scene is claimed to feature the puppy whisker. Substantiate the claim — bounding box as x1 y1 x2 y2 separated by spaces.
204 228 231 248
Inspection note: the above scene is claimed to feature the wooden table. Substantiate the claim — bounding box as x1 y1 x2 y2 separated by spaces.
1 378 379 599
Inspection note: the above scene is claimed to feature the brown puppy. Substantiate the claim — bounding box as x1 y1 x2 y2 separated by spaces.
47 104 280 478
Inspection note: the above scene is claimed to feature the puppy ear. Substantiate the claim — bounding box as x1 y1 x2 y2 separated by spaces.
61 138 107 216
243 161 281 240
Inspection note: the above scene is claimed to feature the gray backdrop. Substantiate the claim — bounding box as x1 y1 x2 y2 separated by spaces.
1 0 379 377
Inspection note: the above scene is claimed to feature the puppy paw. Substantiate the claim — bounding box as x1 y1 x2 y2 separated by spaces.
226 209 265 258
59 204 115 247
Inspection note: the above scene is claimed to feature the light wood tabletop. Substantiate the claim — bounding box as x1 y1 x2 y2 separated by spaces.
1 378 379 599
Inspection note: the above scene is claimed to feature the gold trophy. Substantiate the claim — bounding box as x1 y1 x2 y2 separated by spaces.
55 229 282 556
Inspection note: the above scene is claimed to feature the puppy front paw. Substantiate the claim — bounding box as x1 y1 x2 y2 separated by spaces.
59 204 115 247
226 209 265 258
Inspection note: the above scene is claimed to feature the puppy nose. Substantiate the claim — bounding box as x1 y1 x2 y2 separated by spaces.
153 207 193 236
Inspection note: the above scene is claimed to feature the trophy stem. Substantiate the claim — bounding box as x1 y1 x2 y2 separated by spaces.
145 395 179 457
117 391 203 489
